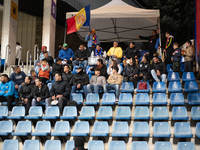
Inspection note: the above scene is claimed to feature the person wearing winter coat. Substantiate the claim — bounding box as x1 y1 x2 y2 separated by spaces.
58 43 74 65
37 58 50 83
163 31 174 64
172 42 181 75
39 46 51 60
90 58 107 77
62 65 73 84
52 57 63 77
107 42 123 61
15 42 22 65
85 29 100 53
183 40 194 72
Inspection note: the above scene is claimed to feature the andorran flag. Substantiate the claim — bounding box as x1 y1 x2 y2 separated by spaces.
67 5 90 34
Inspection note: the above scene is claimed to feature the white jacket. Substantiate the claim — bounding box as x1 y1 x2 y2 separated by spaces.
16 45 22 59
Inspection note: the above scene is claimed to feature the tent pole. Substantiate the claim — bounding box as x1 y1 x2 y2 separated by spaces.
64 20 67 43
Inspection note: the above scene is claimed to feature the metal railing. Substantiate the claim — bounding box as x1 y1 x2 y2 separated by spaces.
8 66 14 76
34 44 39 62
4 45 11 72
26 50 32 74
18 58 24 72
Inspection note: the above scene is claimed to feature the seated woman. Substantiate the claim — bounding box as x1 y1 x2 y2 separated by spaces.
107 59 122 75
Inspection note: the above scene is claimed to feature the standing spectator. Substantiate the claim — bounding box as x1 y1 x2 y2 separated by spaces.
87 68 107 93
104 66 123 102
71 67 89 99
123 42 141 66
43 51 54 66
39 46 51 60
172 42 181 75
72 44 90 71
151 56 167 82
62 65 73 83
137 30 157 60
52 57 63 77
164 31 174 64
15 42 22 65
58 43 74 66
85 29 100 53
47 73 71 114
37 59 50 83
16 76 33 115
107 42 123 61
31 77 49 110
10 65 26 90
107 59 122 75
30 70 37 84
183 40 194 72
0 74 18 113
90 59 107 77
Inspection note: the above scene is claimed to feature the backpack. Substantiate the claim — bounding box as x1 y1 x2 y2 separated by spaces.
138 81 147 90
66 100 78 106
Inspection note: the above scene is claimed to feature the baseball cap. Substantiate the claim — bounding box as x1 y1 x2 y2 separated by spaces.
63 43 68 47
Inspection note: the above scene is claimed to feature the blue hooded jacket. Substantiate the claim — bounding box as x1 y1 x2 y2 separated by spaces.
0 79 18 98
58 48 74 60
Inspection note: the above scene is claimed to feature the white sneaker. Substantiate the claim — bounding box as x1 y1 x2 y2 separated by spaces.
157 79 160 82
9 111 12 116
134 88 137 92
115 98 119 102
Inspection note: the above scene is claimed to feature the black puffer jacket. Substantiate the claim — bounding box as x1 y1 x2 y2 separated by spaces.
123 46 141 59
31 84 50 100
152 60 167 75
62 72 73 83
52 63 63 76
50 79 71 99
74 48 90 60
137 62 152 76
18 83 34 99
71 70 89 87
122 64 138 77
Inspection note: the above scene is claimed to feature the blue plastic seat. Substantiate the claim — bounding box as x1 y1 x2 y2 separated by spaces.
7 106 25 119
71 93 83 105
111 121 129 137
153 93 167 105
108 141 126 150
134 106 150 120
0 106 8 119
177 142 196 150
168 81 182 92
154 142 172 150
85 93 99 105
88 140 105 150
31 121 51 136
131 141 149 150
42 106 60 120
44 140 61 150
170 93 185 105
196 122 200 138
118 93 133 105
137 82 150 93
0 121 13 136
132 122 149 137
65 140 74 150
153 122 171 137
25 106 43 120
23 140 40 150
47 83 52 92
182 72 195 82
121 82 134 93
135 93 149 105
12 121 32 136
184 81 199 92
2 140 19 150
187 93 200 105
167 72 180 82
51 121 70 136
172 106 189 120
191 107 200 120
78 106 95 120
60 106 77 119
153 106 169 120
174 122 193 138
167 64 173 73
91 121 109 137
71 121 89 136
101 93 115 105
152 82 166 93
97 106 112 120
115 106 131 120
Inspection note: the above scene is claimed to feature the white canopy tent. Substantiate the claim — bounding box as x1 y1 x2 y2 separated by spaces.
66 0 160 43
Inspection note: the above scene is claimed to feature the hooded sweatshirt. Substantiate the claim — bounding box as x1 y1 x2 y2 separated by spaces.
16 45 22 59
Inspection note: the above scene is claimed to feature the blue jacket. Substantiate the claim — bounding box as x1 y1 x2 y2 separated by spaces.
58 48 74 60
0 79 18 98
173 48 181 62
10 71 26 85
39 51 51 60
85 34 100 48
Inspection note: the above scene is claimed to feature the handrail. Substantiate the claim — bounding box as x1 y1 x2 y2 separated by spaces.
34 44 39 62
4 45 11 72
26 50 32 74
8 66 14 76
18 58 24 72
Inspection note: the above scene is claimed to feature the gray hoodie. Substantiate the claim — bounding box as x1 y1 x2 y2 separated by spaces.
89 75 107 86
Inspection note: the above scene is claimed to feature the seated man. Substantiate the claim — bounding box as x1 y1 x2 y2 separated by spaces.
30 70 37 84
90 59 107 77
37 58 50 83
94 44 106 57
72 44 90 71
10 65 26 90
0 74 18 113
71 66 89 99
52 57 63 77
47 73 71 114
151 56 167 82
87 68 107 93
58 43 74 65
31 77 49 110
17 76 33 115
43 51 54 66
107 42 123 62
103 66 123 102
62 65 73 83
